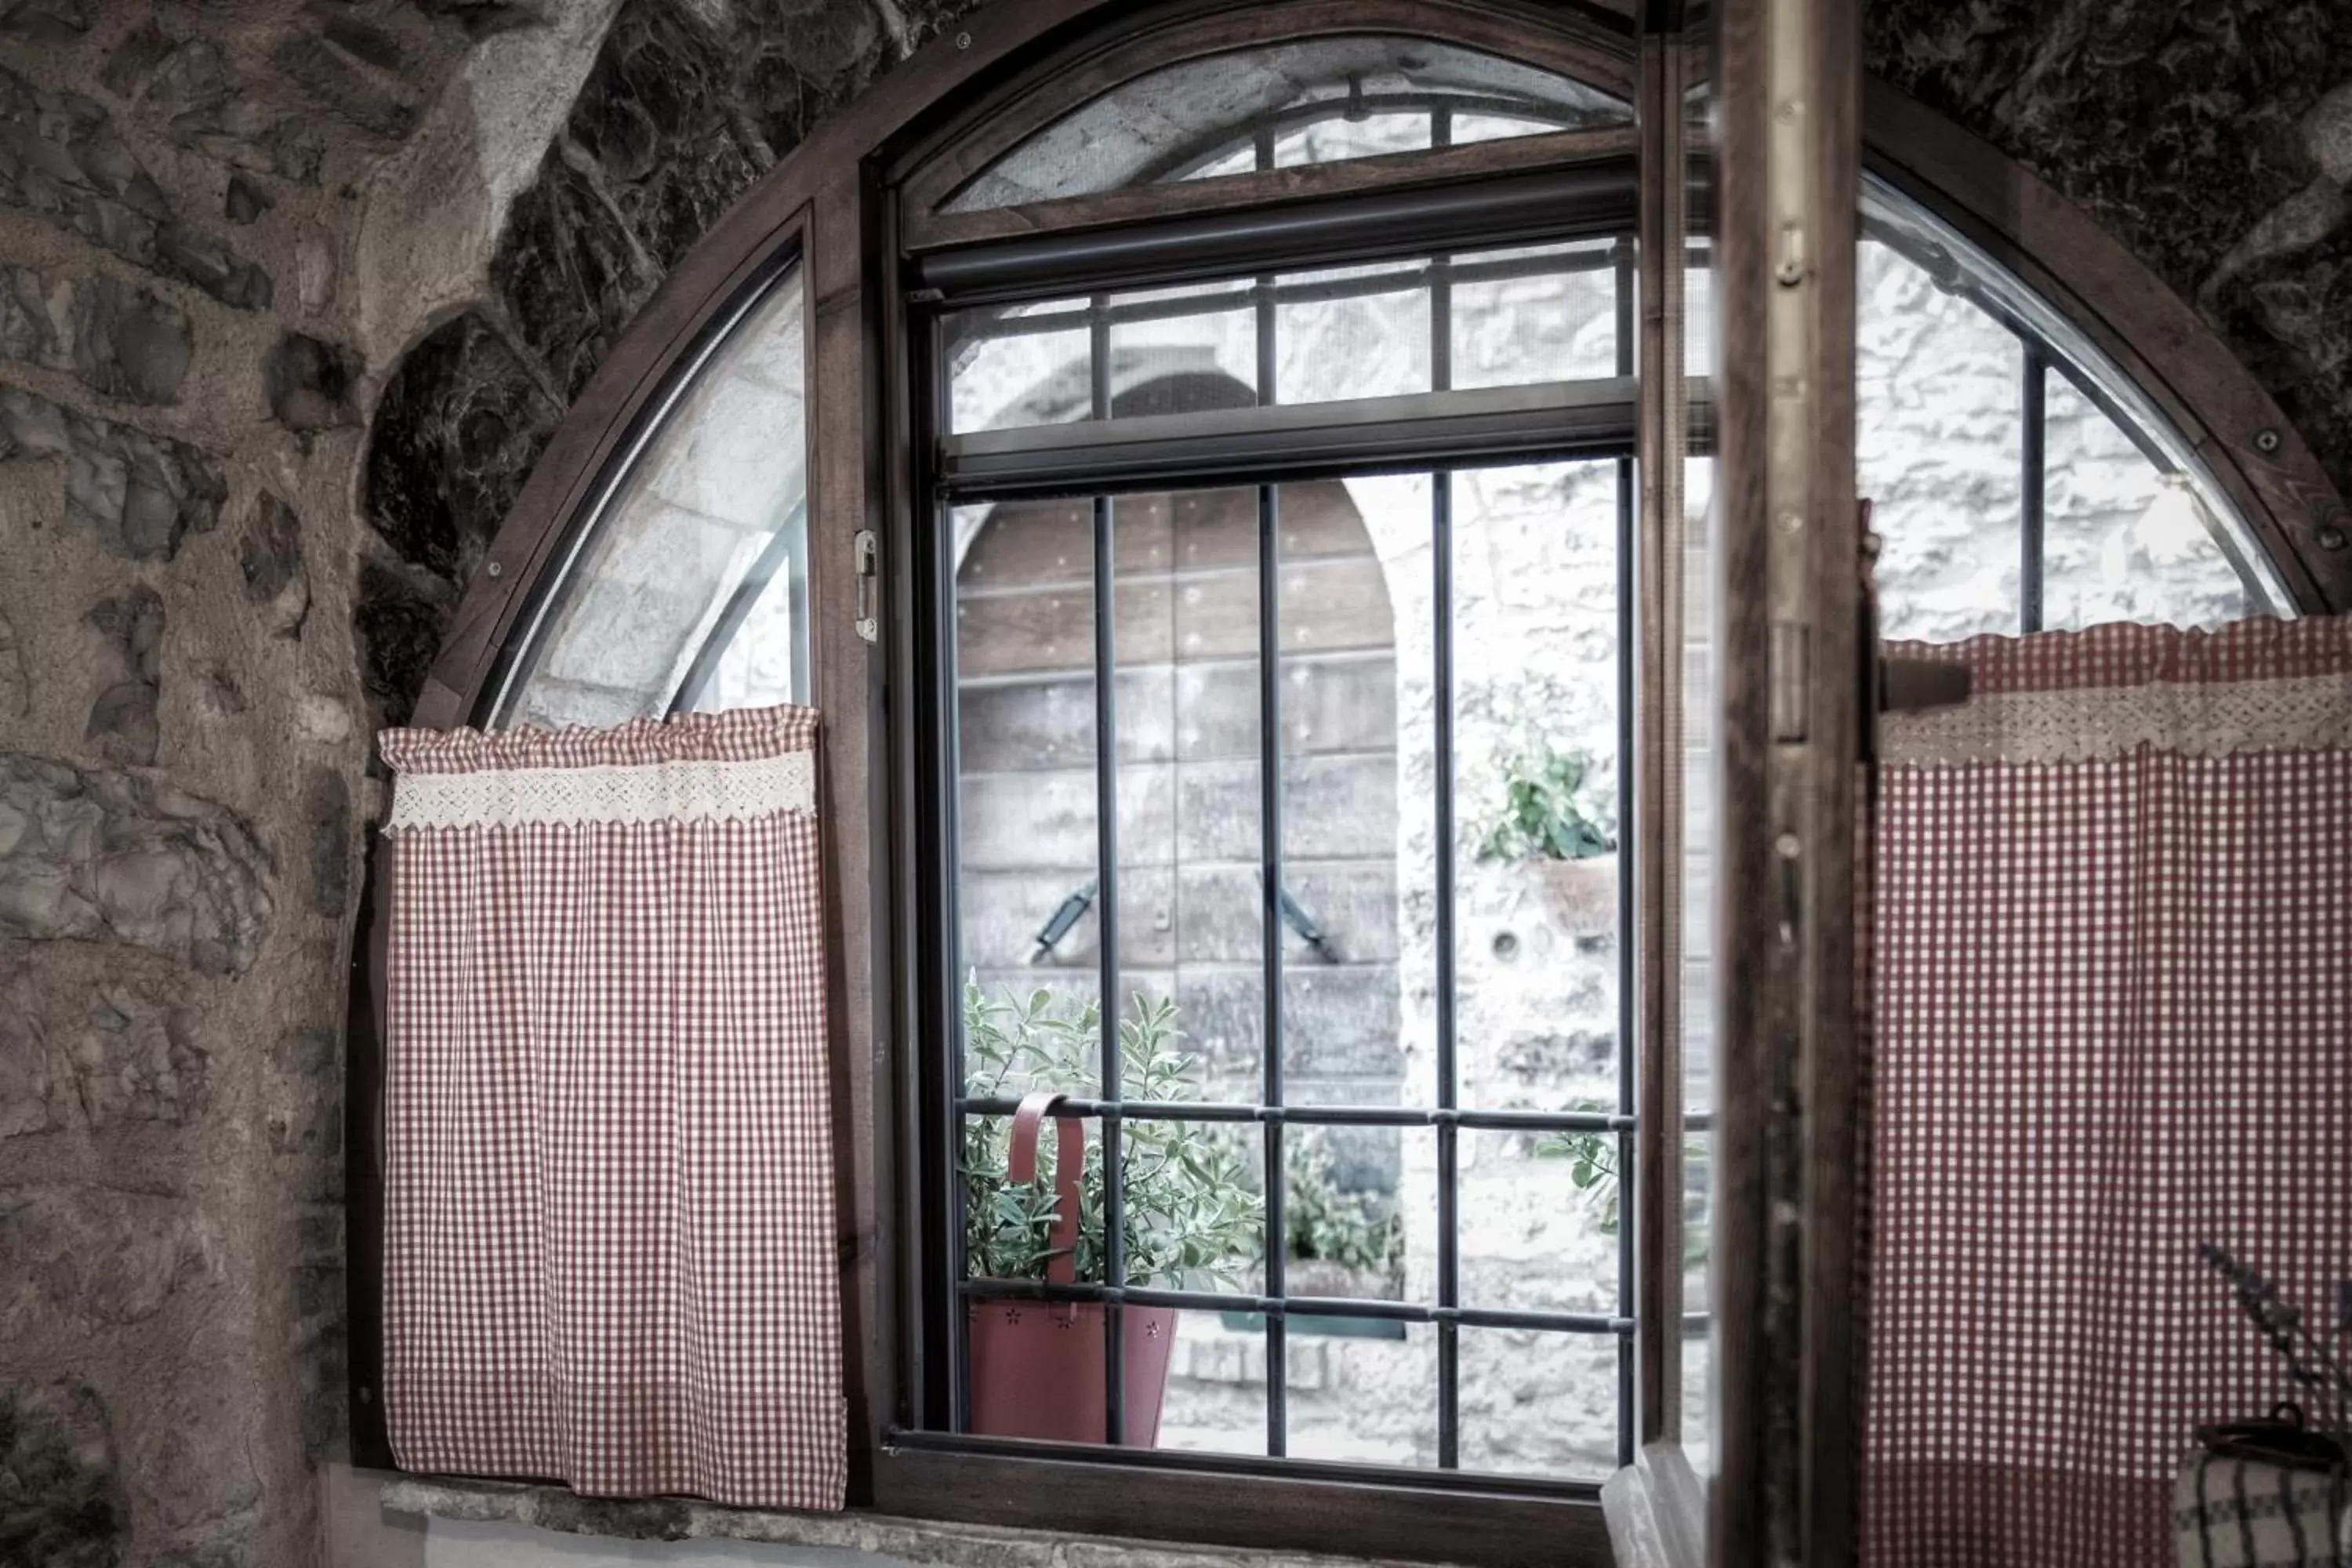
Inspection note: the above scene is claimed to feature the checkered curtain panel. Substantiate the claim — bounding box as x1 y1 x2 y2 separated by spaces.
1863 617 2352 1567
376 706 844 1510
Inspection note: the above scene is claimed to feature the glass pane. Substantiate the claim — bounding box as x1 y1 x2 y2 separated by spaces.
495 263 808 728
1680 456 1716 1474
1274 111 1430 168
2042 372 2255 631
1458 1128 1617 1315
1447 462 1622 1116
946 305 1095 436
1858 173 2292 630
1459 1325 1619 1481
1271 475 1409 1199
1451 241 1621 390
946 36 1629 212
949 245 1624 438
953 495 1106 1044
1283 1123 1437 1466
1858 235 2025 642
1277 261 1432 404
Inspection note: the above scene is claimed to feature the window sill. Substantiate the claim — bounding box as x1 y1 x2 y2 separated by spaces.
1599 1444 1706 1568
376 1472 1436 1568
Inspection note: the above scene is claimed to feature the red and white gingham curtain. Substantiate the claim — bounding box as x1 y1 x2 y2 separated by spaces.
1862 617 2352 1566
377 706 844 1510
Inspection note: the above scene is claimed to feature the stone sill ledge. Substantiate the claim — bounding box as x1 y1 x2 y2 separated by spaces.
381 1474 1413 1568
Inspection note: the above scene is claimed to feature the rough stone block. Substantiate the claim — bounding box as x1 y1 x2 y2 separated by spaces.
84 586 162 679
69 983 207 1128
0 384 224 559
0 264 198 407
0 1380 118 1568
0 750 271 973
363 307 561 575
0 64 271 309
0 993 58 1138
222 176 270 226
303 767 349 919
238 491 307 637
274 33 419 143
82 585 163 767
0 1187 214 1331
264 332 360 431
67 273 192 405
0 0 87 42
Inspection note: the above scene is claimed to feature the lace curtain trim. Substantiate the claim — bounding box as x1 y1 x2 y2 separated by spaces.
1884 671 2352 766
385 750 815 833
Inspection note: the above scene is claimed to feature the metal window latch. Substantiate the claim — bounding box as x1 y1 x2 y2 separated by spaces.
854 529 879 643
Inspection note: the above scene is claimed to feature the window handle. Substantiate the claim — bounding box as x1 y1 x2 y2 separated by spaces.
855 529 879 643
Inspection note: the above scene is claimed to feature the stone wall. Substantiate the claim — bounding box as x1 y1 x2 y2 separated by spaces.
0 5 488 1562
0 3 958 1566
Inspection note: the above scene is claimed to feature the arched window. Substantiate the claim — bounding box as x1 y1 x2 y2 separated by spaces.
367 5 2340 1563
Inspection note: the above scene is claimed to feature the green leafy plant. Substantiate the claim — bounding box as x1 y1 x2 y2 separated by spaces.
1476 742 1617 864
961 979 1262 1287
1283 1132 1402 1279
1539 1098 1710 1269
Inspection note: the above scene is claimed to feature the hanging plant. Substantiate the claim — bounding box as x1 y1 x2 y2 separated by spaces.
1476 742 1617 864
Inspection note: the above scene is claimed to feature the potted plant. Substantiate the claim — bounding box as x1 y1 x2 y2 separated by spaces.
1477 742 1619 936
1221 1131 1406 1341
961 980 1261 1445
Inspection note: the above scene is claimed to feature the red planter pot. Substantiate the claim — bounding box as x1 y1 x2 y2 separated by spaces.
965 1090 1179 1446
967 1298 1178 1444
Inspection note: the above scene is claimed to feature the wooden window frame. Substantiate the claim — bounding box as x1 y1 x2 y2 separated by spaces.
347 5 2348 1567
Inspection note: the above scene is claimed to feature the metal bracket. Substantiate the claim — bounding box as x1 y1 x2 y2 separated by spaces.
854 529 880 643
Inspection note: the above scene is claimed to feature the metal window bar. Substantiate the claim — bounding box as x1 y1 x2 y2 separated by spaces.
1258 482 1287 1459
1610 234 1639 1472
932 305 975 1437
956 1277 1632 1336
958 1098 1636 1131
1253 122 1287 1460
1088 290 1128 1446
2021 343 2047 634
1429 169 1464 1470
940 379 1661 503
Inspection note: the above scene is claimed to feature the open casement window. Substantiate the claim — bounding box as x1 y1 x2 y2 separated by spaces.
356 3 2341 1566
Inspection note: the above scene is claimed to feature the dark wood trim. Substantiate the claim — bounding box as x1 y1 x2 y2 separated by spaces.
1799 5 1866 1560
1861 82 2348 615
1630 14 1693 1454
871 1443 1617 1568
1708 2 1866 1566
808 162 895 1500
345 837 396 1472
1705 3 1772 1558
891 0 1637 223
908 125 1638 255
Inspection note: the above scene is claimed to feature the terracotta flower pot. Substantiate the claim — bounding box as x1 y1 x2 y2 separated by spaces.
967 1298 1178 1444
1530 852 1618 936
966 1091 1179 1446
